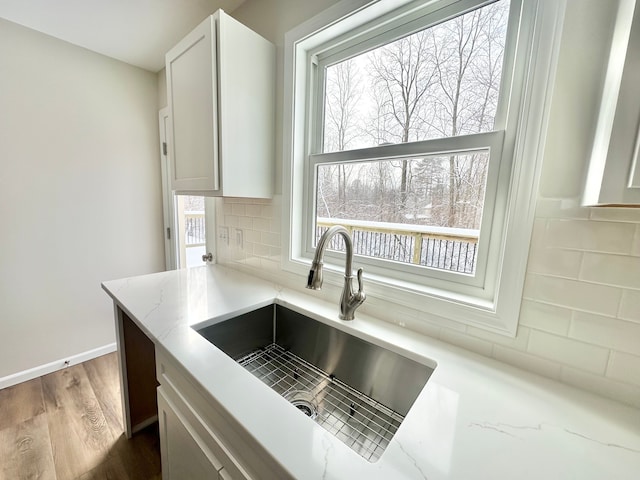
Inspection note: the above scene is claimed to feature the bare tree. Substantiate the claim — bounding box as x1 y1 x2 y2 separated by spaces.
323 59 364 214
368 30 437 212
324 59 363 152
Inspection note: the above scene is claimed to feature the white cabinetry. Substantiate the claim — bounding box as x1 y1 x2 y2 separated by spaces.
583 0 640 206
158 387 226 479
155 347 290 480
166 10 275 198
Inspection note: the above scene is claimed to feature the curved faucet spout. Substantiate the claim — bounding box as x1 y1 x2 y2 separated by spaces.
306 225 366 320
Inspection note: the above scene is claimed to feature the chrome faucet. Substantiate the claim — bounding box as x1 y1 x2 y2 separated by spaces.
306 225 365 320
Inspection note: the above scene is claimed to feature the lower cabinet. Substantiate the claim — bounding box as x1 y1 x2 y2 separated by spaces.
155 348 290 480
156 357 255 479
158 386 227 479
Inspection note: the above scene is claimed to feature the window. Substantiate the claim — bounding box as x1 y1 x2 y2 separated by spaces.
283 0 566 335
315 1 508 279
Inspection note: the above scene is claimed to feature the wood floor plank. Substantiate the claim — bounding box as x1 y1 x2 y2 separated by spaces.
77 455 130 480
0 377 45 431
42 365 114 480
110 423 162 480
84 353 161 479
0 414 56 480
83 353 123 435
2 354 161 480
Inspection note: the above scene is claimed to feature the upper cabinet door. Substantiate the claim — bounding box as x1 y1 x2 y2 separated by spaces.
166 18 219 193
166 11 275 198
583 0 640 206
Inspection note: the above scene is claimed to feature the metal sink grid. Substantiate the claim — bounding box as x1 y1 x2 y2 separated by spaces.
236 343 403 462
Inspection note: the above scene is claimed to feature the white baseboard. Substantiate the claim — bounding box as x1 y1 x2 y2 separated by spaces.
0 343 117 390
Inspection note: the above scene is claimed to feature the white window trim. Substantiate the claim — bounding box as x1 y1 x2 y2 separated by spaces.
282 0 566 336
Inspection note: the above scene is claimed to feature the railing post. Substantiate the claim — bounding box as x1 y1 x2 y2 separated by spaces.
412 233 423 265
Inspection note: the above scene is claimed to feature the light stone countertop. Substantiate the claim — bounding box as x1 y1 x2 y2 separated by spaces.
102 265 640 479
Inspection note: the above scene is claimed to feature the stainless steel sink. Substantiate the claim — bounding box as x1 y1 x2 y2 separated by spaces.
195 303 435 462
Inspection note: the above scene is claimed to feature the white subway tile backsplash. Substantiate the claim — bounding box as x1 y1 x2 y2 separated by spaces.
519 300 572 335
241 241 253 256
526 247 582 278
398 317 442 340
607 352 640 387
245 229 260 244
545 219 635 254
466 325 530 351
580 253 640 289
261 204 274 218
570 312 640 356
362 298 422 333
523 274 621 316
527 330 609 374
561 367 640 408
231 245 245 262
224 215 239 227
269 246 282 260
238 216 252 229
363 296 417 321
244 256 262 269
231 203 245 216
252 243 270 257
439 328 494 357
253 217 269 232
492 345 562 380
270 217 281 233
618 290 640 323
417 310 467 333
245 204 262 217
261 232 280 247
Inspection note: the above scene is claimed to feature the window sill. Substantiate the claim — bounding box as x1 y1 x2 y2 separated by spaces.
282 254 516 337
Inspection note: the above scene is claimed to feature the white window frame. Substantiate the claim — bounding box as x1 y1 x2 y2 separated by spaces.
282 0 566 336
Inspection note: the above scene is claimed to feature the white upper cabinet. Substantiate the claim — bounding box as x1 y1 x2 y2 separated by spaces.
583 0 640 206
166 10 275 198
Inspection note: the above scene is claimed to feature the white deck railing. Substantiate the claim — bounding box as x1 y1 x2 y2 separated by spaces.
184 211 205 247
316 217 479 274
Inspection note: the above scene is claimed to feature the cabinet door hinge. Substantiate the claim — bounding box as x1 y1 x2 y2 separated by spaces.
162 142 167 156
166 227 171 240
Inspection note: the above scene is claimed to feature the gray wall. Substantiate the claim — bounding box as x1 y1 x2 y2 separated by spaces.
0 18 165 380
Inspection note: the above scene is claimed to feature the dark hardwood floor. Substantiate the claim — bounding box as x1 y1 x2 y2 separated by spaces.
0 353 161 480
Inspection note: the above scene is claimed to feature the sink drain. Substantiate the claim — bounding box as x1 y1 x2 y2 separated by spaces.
284 390 318 419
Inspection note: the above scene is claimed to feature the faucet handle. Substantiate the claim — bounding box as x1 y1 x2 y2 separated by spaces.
352 268 365 307
340 268 366 320
356 268 365 296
